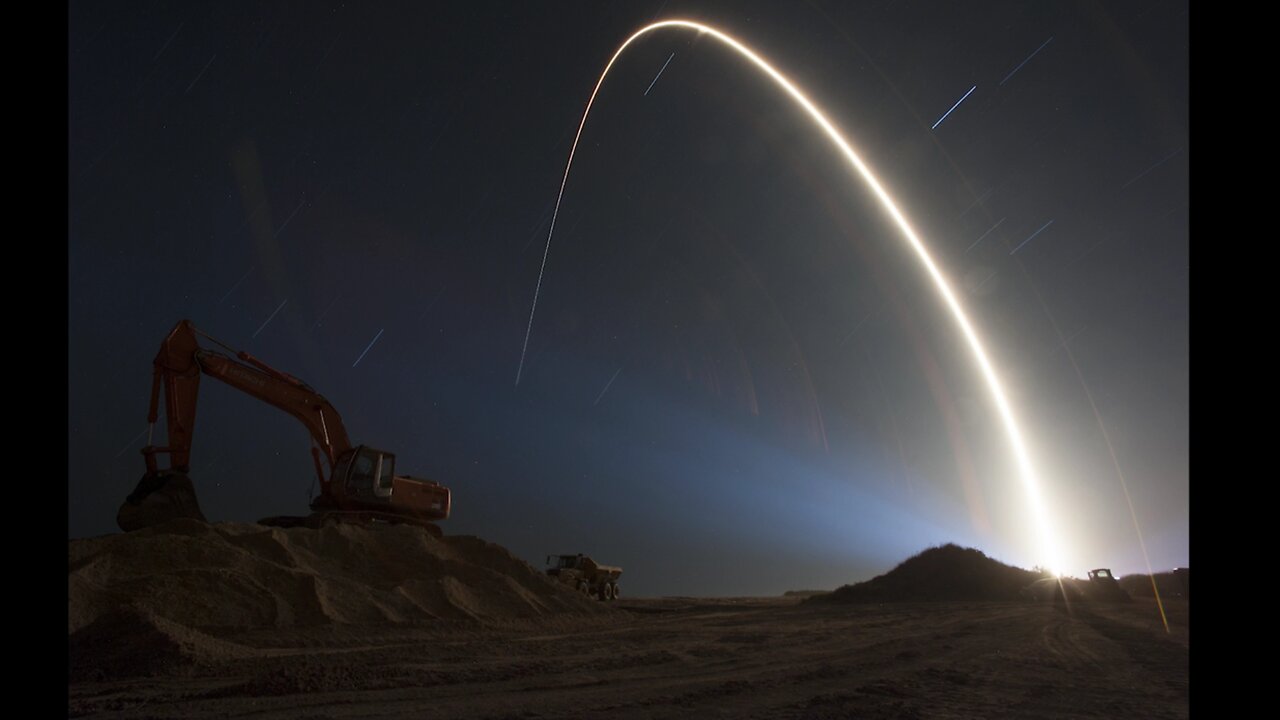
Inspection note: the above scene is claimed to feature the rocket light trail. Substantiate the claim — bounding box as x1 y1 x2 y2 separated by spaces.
253 299 288 338
313 293 341 328
838 302 885 347
519 19 1064 571
417 287 447 321
1011 219 1054 255
275 198 306 239
1000 36 1054 86
353 328 385 367
1120 147 1183 190
185 54 216 94
1011 254 1171 631
114 426 151 458
1046 324 1088 358
966 217 1005 253
644 52 676 96
593 367 623 405
958 187 993 218
153 20 184 62
932 85 976 130
218 265 255 304
1065 337 1171 632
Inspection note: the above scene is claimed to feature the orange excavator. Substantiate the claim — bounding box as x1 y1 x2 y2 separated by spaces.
117 319 451 535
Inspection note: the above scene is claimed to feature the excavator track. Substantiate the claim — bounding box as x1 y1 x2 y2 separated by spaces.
259 510 443 538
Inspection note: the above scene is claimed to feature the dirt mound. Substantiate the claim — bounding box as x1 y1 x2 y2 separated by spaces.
811 543 1044 604
69 605 252 681
69 519 607 636
782 589 830 598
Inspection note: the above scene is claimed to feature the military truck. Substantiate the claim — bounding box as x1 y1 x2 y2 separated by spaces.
1084 568 1131 602
546 554 622 601
1021 569 1132 604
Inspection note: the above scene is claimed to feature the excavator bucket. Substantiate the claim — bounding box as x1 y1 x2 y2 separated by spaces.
117 471 207 532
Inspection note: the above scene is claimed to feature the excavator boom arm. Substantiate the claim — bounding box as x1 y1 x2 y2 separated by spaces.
144 320 352 487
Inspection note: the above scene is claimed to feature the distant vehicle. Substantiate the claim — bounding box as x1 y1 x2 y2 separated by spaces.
1085 568 1131 602
546 554 622 601
1022 568 1132 604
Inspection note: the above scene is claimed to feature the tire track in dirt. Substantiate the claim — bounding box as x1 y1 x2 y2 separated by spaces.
67 601 1187 719
1040 614 1103 666
1073 606 1189 700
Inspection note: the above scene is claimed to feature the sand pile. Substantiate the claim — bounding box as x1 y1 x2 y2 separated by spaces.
69 605 253 680
69 519 606 638
812 543 1044 604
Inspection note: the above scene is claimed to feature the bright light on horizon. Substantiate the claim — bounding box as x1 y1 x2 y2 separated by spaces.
522 19 1066 574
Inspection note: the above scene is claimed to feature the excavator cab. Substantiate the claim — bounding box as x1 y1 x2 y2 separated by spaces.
318 444 449 527
333 446 396 501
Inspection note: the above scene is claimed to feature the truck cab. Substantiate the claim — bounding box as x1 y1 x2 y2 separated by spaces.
545 554 622 601
548 554 584 572
1085 568 1130 602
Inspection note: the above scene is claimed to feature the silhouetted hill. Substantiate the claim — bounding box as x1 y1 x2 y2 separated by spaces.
782 590 829 598
810 544 1046 604
1119 568 1188 598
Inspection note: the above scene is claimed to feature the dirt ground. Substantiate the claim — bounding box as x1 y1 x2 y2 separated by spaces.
68 595 1187 719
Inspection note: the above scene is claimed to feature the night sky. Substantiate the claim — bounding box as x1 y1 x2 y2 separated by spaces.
69 1 1188 596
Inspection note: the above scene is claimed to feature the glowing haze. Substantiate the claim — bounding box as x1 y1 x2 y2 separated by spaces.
520 19 1065 573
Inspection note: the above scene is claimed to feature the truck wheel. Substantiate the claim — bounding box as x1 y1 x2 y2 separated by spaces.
611 584 620 600
597 584 609 601
578 580 590 596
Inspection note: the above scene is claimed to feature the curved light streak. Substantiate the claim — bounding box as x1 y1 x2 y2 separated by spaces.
517 19 1063 572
